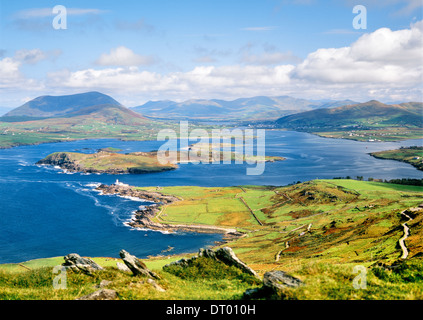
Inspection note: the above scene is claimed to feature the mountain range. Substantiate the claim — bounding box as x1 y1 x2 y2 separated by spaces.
1 92 421 132
131 96 358 121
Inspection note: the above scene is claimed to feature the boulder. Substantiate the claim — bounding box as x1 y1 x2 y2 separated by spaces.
119 249 160 279
263 270 303 291
116 261 131 273
164 247 259 280
76 289 118 300
213 247 259 278
147 278 166 292
62 253 104 274
243 270 304 299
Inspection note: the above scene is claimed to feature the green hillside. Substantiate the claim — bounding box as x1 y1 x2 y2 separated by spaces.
1 180 422 300
274 100 423 141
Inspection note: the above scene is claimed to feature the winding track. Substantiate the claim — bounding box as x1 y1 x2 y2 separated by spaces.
399 210 414 260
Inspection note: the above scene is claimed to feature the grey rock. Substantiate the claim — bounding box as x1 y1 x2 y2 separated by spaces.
119 249 160 279
164 247 259 280
147 278 166 292
62 253 103 274
214 247 259 278
243 270 304 299
198 248 216 259
116 262 131 273
263 270 303 291
76 289 118 300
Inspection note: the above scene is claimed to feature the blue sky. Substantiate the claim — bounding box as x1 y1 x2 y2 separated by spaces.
0 0 422 108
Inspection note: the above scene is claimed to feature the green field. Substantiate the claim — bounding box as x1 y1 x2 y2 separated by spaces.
370 146 423 171
1 179 422 300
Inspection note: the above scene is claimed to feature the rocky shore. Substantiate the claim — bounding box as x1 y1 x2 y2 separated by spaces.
96 183 244 240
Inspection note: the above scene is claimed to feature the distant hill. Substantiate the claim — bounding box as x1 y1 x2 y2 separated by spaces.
3 92 122 118
131 96 358 121
0 92 147 125
274 100 423 130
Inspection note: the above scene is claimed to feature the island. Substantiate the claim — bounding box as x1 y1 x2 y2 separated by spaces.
370 146 423 171
36 144 285 175
36 150 178 174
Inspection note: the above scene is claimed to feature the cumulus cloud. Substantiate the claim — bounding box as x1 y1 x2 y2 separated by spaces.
0 57 43 91
95 46 156 66
294 20 423 84
47 64 295 100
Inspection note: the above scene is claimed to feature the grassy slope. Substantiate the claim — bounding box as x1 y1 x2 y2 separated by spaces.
274 100 423 142
0 107 174 149
2 179 422 300
370 147 423 171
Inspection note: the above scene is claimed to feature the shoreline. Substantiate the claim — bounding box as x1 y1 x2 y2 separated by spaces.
95 183 245 241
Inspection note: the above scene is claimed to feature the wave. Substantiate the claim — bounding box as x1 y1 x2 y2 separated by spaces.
123 222 172 234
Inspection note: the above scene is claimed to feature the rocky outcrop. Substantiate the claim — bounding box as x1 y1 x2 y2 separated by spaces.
96 183 179 205
62 253 104 274
243 270 304 299
37 152 83 172
164 247 259 279
119 249 160 279
200 247 259 278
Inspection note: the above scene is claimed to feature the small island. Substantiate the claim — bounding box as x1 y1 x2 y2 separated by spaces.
370 146 423 171
36 143 285 175
36 150 178 174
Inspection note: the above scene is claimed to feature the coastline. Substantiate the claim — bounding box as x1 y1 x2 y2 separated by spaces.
95 183 245 241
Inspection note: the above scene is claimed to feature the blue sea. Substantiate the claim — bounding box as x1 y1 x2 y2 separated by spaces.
0 130 421 264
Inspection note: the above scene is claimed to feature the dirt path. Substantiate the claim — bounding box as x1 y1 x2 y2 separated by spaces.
399 210 413 260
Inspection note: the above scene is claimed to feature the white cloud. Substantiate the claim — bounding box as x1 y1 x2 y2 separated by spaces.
294 21 423 84
47 64 295 101
95 46 156 66
0 57 42 91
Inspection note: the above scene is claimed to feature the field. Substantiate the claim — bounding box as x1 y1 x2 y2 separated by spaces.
1 179 422 300
370 146 423 171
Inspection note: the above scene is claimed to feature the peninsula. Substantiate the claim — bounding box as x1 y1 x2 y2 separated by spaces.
370 146 423 171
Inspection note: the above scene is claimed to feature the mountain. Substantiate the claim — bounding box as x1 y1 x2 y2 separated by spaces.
3 92 122 118
274 100 423 130
1 92 147 124
131 96 358 121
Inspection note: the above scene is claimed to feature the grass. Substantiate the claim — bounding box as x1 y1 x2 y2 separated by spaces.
1 179 422 300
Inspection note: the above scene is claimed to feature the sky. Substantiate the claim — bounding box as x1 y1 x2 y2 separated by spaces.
0 0 422 108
